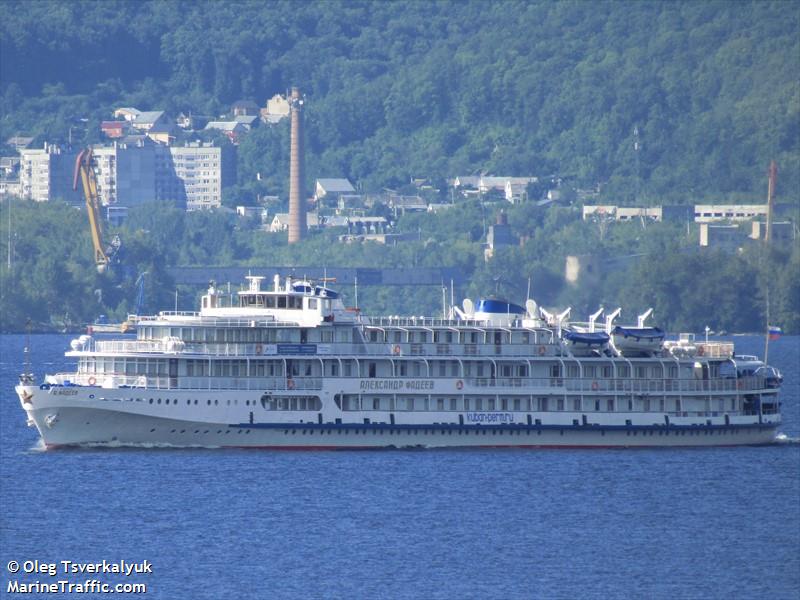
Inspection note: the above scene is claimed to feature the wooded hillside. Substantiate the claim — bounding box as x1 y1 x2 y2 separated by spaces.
2 0 798 200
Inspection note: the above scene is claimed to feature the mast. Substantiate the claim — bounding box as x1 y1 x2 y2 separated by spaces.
20 318 33 384
763 161 777 364
765 161 776 243
6 195 11 270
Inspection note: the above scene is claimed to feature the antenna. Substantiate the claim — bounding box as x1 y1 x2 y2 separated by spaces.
633 125 641 203
450 279 456 318
766 161 777 243
20 318 33 384
6 196 11 270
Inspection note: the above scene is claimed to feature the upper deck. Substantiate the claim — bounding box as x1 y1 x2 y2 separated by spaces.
71 274 737 363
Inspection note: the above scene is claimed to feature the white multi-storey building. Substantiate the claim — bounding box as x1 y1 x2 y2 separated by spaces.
157 143 225 210
19 145 81 204
16 141 231 210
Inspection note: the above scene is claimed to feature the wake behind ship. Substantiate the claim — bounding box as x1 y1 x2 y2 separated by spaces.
16 275 784 448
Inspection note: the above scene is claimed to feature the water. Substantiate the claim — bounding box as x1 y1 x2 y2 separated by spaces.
1 334 798 599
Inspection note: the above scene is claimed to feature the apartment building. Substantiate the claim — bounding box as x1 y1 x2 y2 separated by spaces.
92 142 157 207
156 142 232 210
19 144 81 204
17 141 232 211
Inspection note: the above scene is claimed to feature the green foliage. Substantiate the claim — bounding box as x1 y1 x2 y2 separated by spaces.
2 199 798 333
1 2 799 333
1 1 798 197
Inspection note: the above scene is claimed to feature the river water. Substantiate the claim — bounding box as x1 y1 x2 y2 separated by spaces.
1 333 798 599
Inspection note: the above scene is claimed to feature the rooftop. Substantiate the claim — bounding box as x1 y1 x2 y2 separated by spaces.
316 178 356 193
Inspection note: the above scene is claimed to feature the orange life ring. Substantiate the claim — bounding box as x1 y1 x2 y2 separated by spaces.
255 343 263 355
393 345 401 355
591 380 599 391
287 378 295 390
538 345 546 356
456 380 463 390
87 376 96 386
697 346 705 357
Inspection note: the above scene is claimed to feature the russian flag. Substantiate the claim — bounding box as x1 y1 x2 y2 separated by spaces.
768 326 783 341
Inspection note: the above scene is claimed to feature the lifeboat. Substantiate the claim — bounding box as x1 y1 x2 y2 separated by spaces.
611 326 665 356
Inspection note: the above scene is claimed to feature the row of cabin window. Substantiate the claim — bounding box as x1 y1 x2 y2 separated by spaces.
138 326 344 344
367 329 537 344
337 395 659 413
560 365 680 379
80 357 168 376
239 295 330 310
259 396 322 411
335 396 739 413
80 358 683 381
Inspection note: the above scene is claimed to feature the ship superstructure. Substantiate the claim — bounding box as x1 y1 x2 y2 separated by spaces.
16 275 783 448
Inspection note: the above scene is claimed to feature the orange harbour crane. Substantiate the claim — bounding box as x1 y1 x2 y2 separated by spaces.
72 148 120 273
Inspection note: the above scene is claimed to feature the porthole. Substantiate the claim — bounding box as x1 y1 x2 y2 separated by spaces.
214 399 218 406
157 398 161 404
149 399 153 404
194 400 198 405
207 400 211 406
187 399 191 405
245 430 251 434
227 400 231 406
170 429 176 433
150 428 156 433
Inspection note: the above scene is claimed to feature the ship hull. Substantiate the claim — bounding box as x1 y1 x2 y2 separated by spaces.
18 385 780 449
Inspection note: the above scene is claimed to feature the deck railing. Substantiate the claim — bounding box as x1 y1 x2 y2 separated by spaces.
90 339 562 358
47 373 322 392
50 372 767 395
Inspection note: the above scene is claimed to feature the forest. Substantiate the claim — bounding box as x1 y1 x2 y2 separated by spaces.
1 0 798 201
0 1 798 333
1 199 797 335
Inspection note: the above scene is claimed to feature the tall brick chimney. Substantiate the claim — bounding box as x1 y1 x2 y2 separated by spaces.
288 87 305 244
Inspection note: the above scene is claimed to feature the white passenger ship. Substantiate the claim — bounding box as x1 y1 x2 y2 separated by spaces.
16 275 783 448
